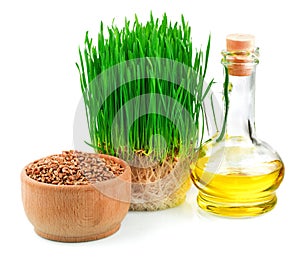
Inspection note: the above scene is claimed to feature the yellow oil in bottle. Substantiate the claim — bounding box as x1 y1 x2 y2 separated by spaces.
190 145 284 217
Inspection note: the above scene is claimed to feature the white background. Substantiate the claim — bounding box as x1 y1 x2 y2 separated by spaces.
1 0 299 259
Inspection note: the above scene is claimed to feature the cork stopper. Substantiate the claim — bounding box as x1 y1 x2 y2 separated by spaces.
225 34 255 76
226 34 255 52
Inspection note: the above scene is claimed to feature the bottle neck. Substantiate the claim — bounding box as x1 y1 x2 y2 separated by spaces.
225 68 257 140
218 47 259 142
216 38 259 143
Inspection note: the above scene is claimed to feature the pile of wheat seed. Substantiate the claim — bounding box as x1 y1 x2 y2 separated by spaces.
25 150 125 185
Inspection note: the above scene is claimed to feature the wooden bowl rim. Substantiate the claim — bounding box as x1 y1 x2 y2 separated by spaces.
21 153 131 190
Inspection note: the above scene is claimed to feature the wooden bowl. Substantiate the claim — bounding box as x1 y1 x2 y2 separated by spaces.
21 154 131 242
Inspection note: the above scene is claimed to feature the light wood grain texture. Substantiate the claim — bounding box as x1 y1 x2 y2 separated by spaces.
21 154 131 242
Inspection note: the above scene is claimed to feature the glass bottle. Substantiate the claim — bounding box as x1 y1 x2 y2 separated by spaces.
190 34 284 217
